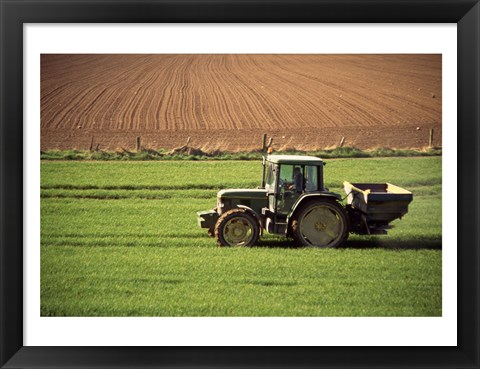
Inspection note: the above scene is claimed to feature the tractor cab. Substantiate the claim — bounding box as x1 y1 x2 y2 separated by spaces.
261 155 328 234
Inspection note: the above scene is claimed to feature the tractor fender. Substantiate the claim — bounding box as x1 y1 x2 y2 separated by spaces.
286 192 343 229
236 205 264 234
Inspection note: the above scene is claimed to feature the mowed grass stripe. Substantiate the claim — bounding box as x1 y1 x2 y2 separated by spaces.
40 183 257 191
41 161 264 189
40 185 440 200
41 157 441 189
41 188 218 200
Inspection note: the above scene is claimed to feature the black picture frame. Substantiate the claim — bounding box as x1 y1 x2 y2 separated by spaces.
1 1 479 368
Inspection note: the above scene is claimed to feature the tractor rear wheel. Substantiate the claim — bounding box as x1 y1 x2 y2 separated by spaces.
291 199 348 248
215 208 260 247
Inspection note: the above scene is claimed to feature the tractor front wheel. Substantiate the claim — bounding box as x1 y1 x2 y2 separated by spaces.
291 199 348 248
215 208 260 247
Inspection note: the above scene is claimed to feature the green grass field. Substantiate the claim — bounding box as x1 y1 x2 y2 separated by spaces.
41 157 442 317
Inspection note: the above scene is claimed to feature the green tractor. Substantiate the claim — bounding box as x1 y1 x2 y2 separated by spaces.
197 155 413 248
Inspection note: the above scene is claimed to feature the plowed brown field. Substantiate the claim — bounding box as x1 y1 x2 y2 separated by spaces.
41 54 441 152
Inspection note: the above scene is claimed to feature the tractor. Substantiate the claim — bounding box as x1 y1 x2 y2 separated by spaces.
197 155 413 247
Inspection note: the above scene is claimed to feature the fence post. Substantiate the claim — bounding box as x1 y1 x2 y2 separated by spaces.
429 129 434 148
262 133 267 151
136 136 141 151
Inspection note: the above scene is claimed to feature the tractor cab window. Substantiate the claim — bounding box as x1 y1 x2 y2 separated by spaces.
305 165 319 192
279 165 304 193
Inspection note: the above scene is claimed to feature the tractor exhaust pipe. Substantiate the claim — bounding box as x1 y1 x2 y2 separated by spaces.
261 156 266 188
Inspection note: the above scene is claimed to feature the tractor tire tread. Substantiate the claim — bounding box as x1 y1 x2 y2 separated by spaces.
214 208 260 247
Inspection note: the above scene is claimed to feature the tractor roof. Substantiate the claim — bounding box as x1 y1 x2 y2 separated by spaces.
267 155 324 165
